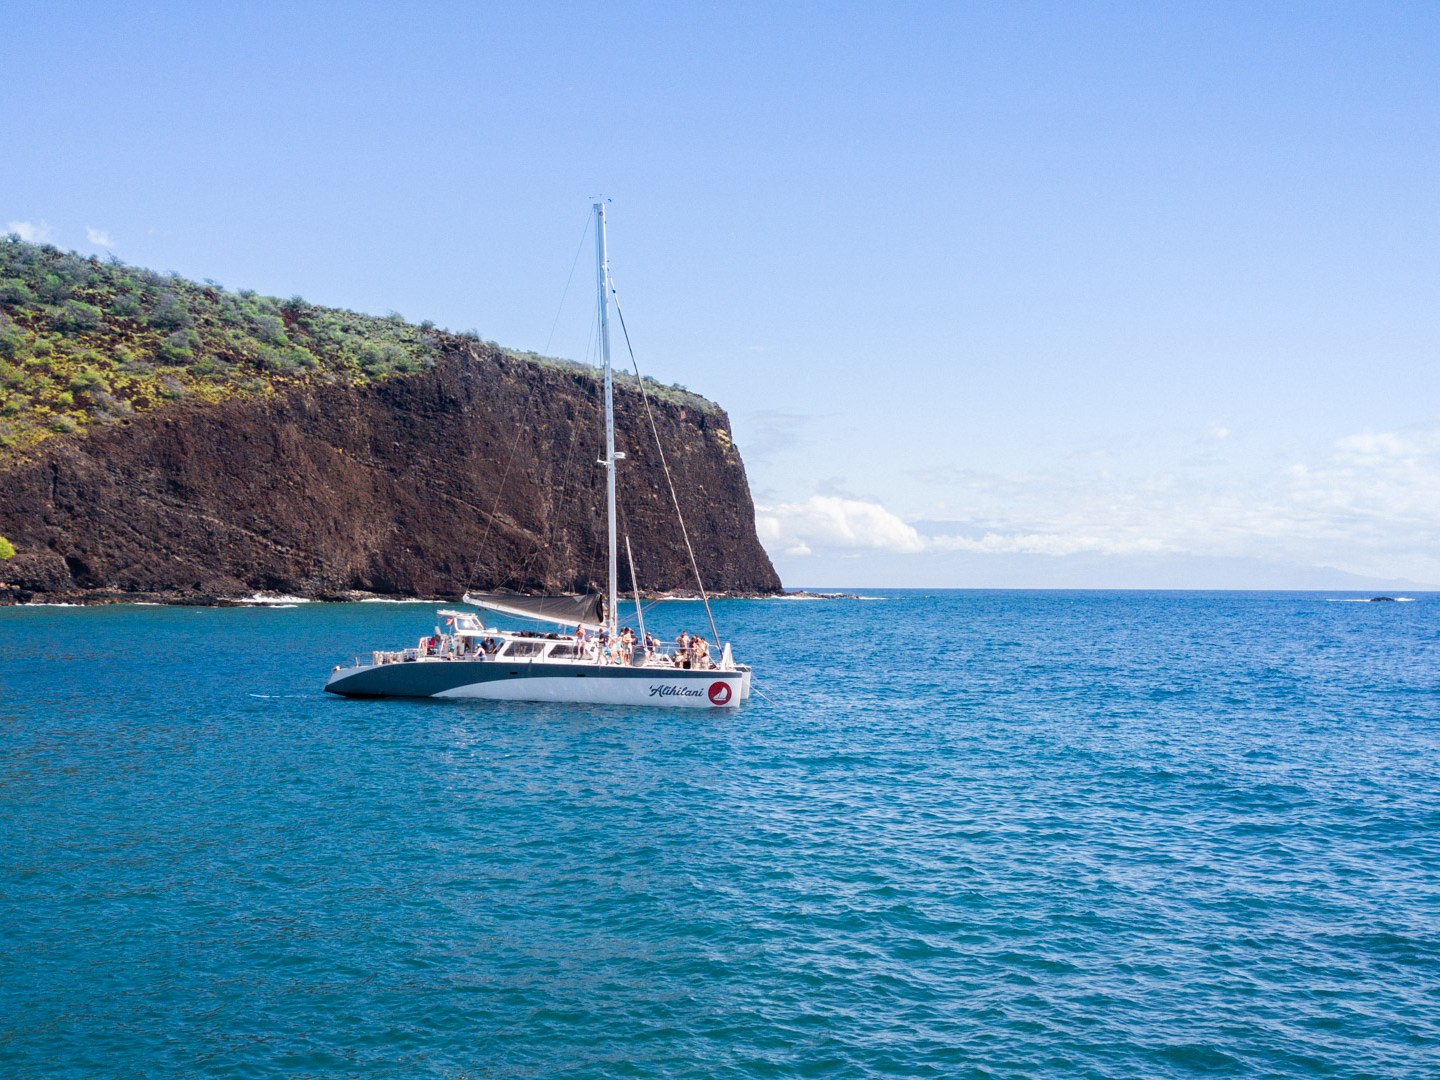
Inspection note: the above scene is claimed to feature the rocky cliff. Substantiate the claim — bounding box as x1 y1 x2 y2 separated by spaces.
0 342 782 603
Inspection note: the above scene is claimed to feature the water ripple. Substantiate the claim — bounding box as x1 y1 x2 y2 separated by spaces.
2 592 1438 1077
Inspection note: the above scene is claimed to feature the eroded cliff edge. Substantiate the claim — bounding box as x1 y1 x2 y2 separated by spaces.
0 343 782 603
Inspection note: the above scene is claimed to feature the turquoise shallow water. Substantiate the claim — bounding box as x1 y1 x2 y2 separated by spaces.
2 591 1438 1078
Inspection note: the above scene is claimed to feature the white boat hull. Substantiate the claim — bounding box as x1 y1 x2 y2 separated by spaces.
435 671 748 706
326 656 750 708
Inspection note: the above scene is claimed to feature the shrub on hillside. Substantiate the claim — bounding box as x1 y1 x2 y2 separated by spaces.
158 330 195 364
0 278 36 305
251 314 287 345
150 292 193 330
110 293 142 319
69 367 108 394
57 301 103 332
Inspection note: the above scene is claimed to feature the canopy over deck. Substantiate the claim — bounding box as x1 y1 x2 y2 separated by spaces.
462 590 605 631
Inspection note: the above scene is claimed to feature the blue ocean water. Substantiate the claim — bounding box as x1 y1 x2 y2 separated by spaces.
2 591 1438 1078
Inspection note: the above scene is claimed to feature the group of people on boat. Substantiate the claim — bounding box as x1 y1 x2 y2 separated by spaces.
575 625 652 665
671 630 712 669
565 625 716 668
416 624 718 669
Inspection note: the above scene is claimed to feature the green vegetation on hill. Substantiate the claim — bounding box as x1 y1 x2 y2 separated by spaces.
502 347 718 415
0 235 716 452
0 236 444 450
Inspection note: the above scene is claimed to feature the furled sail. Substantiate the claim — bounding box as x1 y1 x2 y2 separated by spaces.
462 590 605 630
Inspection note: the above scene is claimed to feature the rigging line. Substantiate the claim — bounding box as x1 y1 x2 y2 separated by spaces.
615 477 631 588
634 596 674 627
749 681 785 707
610 294 722 649
520 407 584 583
613 459 646 625
543 213 593 357
518 351 589 583
470 376 537 590
614 482 665 630
564 281 606 593
471 260 600 595
582 301 598 367
624 533 647 640
610 518 700 628
576 311 610 595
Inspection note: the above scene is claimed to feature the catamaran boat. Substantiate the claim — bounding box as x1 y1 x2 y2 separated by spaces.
323 601 750 707
324 202 752 708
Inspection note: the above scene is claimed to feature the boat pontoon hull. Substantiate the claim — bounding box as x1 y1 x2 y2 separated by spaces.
325 658 750 708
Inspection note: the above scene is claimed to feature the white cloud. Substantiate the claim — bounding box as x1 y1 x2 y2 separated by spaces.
756 496 926 555
760 427 1440 583
7 220 54 243
756 496 1161 560
1332 431 1429 461
86 226 113 248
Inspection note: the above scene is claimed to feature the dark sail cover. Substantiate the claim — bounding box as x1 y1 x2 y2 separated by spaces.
462 590 605 629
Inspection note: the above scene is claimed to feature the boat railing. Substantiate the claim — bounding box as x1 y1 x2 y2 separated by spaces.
359 634 736 671
370 647 427 666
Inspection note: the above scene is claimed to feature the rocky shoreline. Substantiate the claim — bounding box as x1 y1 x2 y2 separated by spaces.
1 588 788 608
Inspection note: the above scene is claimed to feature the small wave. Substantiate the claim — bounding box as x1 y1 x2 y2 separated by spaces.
235 593 312 605
358 597 436 604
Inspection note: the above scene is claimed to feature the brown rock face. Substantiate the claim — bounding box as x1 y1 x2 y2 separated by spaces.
0 344 782 603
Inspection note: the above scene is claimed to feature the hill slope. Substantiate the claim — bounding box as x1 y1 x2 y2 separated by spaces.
0 239 781 602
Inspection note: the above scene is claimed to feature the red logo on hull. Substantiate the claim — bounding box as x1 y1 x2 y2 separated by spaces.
708 681 732 705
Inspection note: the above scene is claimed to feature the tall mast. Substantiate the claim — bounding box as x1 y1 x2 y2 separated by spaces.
594 201 618 634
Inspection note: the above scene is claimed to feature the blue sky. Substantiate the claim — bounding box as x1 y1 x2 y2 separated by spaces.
6 2 1439 588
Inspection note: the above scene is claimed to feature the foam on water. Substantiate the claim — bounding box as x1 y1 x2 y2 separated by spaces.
2 591 1437 1077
